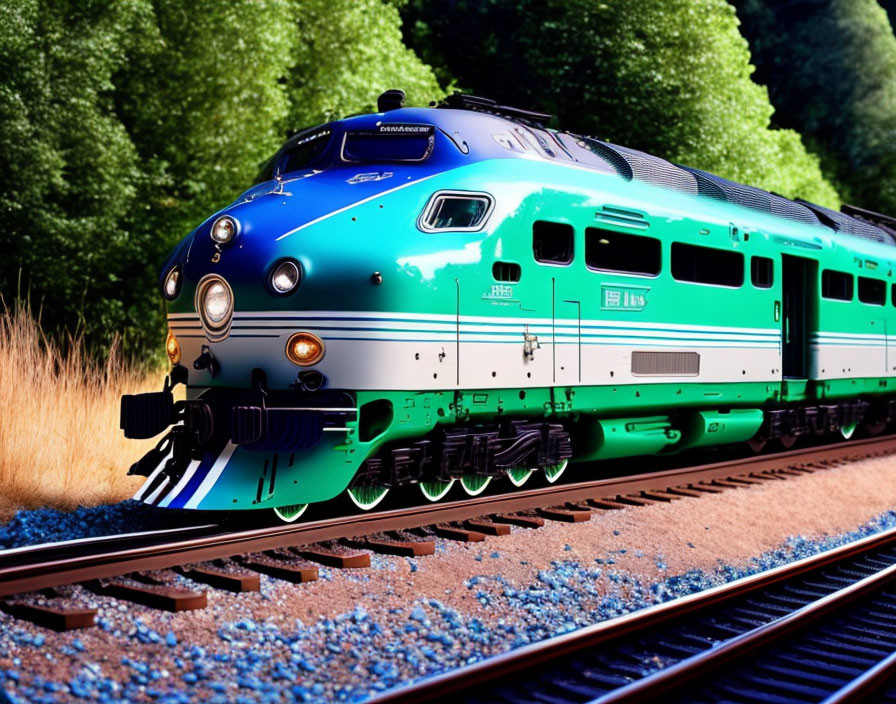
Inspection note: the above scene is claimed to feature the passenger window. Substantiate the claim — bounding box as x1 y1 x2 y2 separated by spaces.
821 270 853 301
420 192 493 231
858 276 885 305
892 283 896 306
533 221 574 265
671 242 743 287
493 261 521 282
585 228 660 276
751 256 774 288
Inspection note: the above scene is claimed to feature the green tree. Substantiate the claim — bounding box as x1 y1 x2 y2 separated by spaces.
734 0 896 214
0 0 159 356
401 0 839 207
287 0 445 130
117 0 298 245
882 0 896 27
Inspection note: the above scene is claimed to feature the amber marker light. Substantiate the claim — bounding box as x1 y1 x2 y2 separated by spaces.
286 332 325 366
166 330 181 365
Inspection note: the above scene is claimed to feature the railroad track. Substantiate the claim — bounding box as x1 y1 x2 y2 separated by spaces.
373 483 896 703
1 435 895 635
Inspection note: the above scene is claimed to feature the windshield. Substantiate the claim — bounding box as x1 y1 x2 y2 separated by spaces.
280 127 332 174
253 125 334 183
342 124 434 163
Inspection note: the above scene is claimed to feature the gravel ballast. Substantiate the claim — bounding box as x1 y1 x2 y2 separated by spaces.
2 455 896 702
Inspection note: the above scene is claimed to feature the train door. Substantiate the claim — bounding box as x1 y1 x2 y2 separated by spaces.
781 254 817 381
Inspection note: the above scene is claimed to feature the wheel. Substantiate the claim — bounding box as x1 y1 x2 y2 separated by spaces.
543 459 568 484
506 467 534 487
840 421 858 439
864 419 887 436
460 475 491 496
346 485 389 511
746 436 767 454
778 434 797 449
419 479 455 502
273 504 308 523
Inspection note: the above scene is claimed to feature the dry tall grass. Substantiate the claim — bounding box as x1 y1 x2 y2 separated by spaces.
0 302 162 520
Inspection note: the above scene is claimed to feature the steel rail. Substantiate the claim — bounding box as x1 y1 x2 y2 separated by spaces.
1 434 894 598
593 548 896 703
370 522 896 703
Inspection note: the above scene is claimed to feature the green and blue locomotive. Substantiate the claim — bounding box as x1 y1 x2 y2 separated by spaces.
121 92 896 521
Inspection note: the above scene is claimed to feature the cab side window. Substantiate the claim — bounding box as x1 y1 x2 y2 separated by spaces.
858 276 885 305
821 270 853 301
671 242 743 287
533 221 574 265
585 228 661 276
751 256 774 288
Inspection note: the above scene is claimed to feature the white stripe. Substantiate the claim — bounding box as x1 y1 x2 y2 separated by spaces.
229 309 779 336
275 174 440 241
143 477 171 505
157 459 201 509
133 450 172 501
229 319 779 341
183 443 239 510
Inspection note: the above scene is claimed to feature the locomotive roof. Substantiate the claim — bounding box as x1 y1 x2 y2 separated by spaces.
267 93 896 250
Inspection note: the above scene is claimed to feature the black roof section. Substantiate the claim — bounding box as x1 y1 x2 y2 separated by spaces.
432 91 896 249
797 200 896 245
438 93 552 126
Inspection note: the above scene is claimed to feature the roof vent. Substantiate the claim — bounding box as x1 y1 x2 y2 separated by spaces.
377 89 406 112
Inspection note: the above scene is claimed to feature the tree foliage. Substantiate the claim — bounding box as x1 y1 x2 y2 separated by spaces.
288 0 444 130
734 0 896 214
0 0 152 354
401 0 839 207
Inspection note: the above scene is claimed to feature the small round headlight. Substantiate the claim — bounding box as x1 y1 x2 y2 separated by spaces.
286 332 325 366
163 266 181 300
195 275 234 339
270 260 301 295
210 215 239 245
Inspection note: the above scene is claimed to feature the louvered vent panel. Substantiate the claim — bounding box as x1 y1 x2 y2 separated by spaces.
631 351 700 376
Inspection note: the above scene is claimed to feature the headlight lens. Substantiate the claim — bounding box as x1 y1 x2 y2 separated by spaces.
163 266 181 300
195 275 234 339
286 332 325 366
166 330 181 364
270 260 301 295
203 282 231 325
210 215 239 245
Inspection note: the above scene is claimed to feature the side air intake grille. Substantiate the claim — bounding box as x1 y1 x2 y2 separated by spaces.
631 351 700 376
798 200 896 245
681 166 771 213
582 139 698 195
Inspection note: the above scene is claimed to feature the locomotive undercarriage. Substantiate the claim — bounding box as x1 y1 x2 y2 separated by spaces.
753 397 896 448
122 365 896 513
352 420 573 491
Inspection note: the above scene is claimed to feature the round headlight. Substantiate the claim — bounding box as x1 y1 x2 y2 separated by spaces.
195 275 234 339
270 260 301 295
163 266 181 300
203 282 231 326
286 332 325 366
210 215 239 245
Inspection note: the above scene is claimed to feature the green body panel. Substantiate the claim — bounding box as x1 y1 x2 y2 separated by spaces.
674 409 765 452
574 416 680 461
